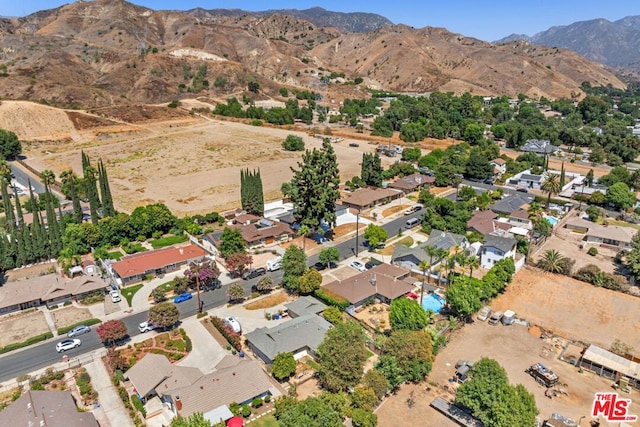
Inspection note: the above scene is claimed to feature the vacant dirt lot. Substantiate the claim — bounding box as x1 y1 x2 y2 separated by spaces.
0 310 49 347
492 267 640 350
50 305 93 329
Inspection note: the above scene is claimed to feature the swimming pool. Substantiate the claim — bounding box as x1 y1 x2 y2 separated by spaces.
545 215 559 226
421 293 446 313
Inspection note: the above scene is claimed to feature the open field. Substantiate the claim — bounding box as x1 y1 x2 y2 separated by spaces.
50 305 93 329
492 266 640 350
0 310 49 348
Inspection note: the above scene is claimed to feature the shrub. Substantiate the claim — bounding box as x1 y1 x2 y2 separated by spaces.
282 134 305 151
252 397 263 408
264 394 271 403
314 288 349 310
0 332 53 354
241 404 252 417
587 247 598 256
210 316 242 351
131 394 147 417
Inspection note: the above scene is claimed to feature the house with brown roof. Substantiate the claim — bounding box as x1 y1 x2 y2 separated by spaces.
388 173 435 194
110 244 208 285
467 210 498 235
322 263 414 308
0 274 108 314
125 353 278 425
340 187 403 210
0 390 99 427
490 158 507 175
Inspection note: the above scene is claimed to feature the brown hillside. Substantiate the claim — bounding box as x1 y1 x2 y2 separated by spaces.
0 0 625 108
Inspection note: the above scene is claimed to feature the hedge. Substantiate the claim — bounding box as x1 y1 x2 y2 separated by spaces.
57 318 102 335
314 288 350 311
210 316 242 351
0 332 53 354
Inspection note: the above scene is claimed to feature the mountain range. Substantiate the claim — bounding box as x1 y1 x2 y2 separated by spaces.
495 16 640 69
0 0 624 108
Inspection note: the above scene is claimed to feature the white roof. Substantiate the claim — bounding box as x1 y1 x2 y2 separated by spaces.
204 406 234 425
582 345 640 380
503 310 515 317
509 226 530 236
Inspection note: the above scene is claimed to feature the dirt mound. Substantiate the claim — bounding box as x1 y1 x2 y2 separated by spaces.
0 101 76 140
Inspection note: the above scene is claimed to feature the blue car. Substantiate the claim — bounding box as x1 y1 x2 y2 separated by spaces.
173 293 193 303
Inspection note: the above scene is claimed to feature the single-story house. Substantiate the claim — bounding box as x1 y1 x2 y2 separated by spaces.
480 232 517 269
245 314 331 364
388 173 435 194
578 344 640 390
490 194 532 216
125 353 278 424
391 245 430 271
0 390 99 427
564 217 590 233
322 263 414 308
564 218 636 250
285 296 327 318
508 172 545 190
489 158 507 175
204 218 295 250
424 230 468 252
110 244 208 285
520 139 556 155
467 210 498 235
340 187 403 210
0 274 108 314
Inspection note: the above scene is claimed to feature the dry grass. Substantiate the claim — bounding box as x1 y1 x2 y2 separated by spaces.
244 292 290 310
382 205 409 217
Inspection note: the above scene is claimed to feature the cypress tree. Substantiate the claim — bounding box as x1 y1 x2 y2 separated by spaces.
240 168 247 211
13 185 24 227
1 234 15 271
28 185 44 260
2 181 14 231
84 165 100 224
254 169 264 215
43 183 62 257
15 226 26 267
99 159 115 217
559 162 566 188
21 225 33 264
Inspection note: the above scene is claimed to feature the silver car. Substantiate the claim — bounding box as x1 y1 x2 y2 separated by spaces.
67 324 91 338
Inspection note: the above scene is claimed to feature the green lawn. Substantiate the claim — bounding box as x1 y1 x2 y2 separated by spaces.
609 220 640 231
157 280 175 293
150 234 188 249
122 284 144 307
107 250 123 260
249 414 278 427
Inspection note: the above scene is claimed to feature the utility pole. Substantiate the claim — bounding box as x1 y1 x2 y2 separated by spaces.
355 210 360 257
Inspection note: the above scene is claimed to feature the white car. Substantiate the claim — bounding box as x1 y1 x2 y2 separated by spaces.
223 316 242 334
477 306 492 322
350 260 367 272
138 322 157 333
56 338 81 353
109 290 122 303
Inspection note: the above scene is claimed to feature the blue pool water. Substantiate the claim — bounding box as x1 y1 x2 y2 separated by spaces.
421 293 445 313
545 216 559 226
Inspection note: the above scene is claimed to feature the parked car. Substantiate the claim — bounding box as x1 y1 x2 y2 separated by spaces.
404 204 423 215
266 257 282 272
483 178 495 185
174 292 193 303
476 306 492 322
365 258 383 270
349 143 360 147
488 310 504 325
242 267 267 280
350 260 367 272
56 339 81 353
516 188 529 193
138 322 157 333
109 290 122 303
223 316 242 334
312 261 328 271
501 310 516 325
67 325 91 338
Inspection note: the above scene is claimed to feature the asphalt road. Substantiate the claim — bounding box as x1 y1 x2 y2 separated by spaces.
9 161 46 194
0 210 424 382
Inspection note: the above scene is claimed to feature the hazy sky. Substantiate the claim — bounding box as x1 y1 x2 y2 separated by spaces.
6 0 640 41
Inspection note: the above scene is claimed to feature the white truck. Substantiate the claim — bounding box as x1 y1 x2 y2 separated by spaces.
266 257 282 272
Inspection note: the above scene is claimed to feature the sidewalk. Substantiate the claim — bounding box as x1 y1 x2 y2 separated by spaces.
84 359 134 427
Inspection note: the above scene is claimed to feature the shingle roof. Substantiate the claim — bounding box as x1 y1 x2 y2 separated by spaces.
0 390 99 427
322 264 414 305
521 139 554 154
391 244 429 264
467 210 498 235
490 158 506 165
285 296 327 318
510 209 530 220
125 353 203 398
174 359 276 418
388 173 435 191
424 230 466 251
490 194 531 215
520 174 544 182
482 233 517 253
340 187 403 208
112 244 207 279
232 220 294 244
245 315 331 362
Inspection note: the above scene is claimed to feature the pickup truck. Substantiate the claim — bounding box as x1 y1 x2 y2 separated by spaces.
488 311 503 326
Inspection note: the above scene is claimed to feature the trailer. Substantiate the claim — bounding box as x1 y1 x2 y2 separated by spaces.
526 362 559 388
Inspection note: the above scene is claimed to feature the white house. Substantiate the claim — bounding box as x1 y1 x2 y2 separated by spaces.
489 158 507 175
480 232 517 269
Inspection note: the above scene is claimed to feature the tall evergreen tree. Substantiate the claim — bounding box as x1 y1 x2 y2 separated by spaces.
559 162 566 188
84 165 100 224
13 184 24 227
27 184 44 260
240 168 264 216
289 139 341 233
1 180 14 231
98 159 115 217
361 152 383 187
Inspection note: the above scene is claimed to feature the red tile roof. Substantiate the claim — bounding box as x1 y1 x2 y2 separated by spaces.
112 244 207 279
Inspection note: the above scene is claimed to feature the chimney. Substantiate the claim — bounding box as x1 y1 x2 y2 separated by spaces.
175 396 182 411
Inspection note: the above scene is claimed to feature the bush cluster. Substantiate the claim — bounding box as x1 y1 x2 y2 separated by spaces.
210 316 242 351
57 318 102 335
314 288 349 310
0 332 53 354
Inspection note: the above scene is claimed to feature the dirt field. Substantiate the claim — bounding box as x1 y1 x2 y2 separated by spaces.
492 267 640 350
3 262 57 282
0 310 49 347
50 305 93 329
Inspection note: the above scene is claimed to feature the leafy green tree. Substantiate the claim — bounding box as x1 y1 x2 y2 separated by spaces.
282 244 307 293
351 386 377 411
463 123 484 144
276 396 342 427
0 129 22 159
148 302 180 329
401 147 422 162
445 277 482 318
389 297 428 330
351 408 378 427
288 140 341 232
361 369 388 400
298 268 322 295
379 330 433 384
272 352 297 381
456 358 538 427
219 228 246 259
363 224 388 250
318 247 340 268
60 169 82 223
361 153 383 187
590 190 605 205
227 283 245 303
255 276 274 293
585 205 603 222
151 286 167 303
282 134 305 151
457 185 477 202
323 306 343 324
129 203 176 238
605 182 636 210
170 412 212 427
317 321 367 392
464 154 493 180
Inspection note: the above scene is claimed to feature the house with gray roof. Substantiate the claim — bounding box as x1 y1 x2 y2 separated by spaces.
0 390 99 427
245 314 331 364
391 244 430 271
490 194 532 216
285 296 327 318
480 232 517 269
509 172 545 190
520 139 556 155
424 230 468 252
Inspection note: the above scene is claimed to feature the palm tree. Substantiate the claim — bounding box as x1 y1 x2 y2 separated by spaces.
467 256 480 284
0 159 13 183
536 249 566 273
298 224 310 253
60 169 83 223
39 169 56 189
541 173 561 208
418 260 431 308
527 200 544 220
